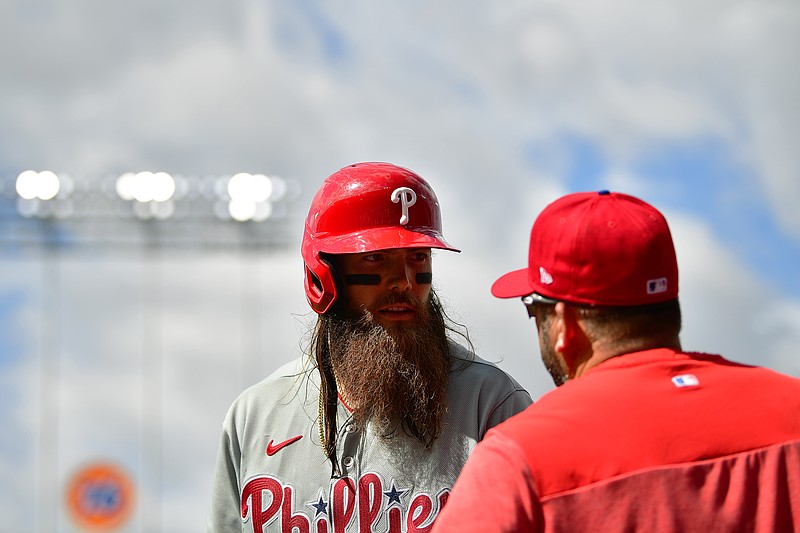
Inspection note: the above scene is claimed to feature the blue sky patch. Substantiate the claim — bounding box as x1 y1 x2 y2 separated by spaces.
633 139 800 297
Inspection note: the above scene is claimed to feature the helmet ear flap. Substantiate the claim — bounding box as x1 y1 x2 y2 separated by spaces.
304 253 338 314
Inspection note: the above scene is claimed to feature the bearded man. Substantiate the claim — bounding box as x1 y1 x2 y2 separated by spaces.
207 162 532 533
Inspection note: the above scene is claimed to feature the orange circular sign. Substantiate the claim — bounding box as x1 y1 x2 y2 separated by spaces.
65 462 135 531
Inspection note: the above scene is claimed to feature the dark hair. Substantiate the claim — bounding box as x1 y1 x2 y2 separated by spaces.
573 298 682 347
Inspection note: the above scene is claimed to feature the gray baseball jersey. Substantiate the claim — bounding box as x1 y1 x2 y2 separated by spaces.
206 342 532 532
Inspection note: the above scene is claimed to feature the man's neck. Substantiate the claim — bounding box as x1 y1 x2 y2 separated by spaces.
575 336 682 378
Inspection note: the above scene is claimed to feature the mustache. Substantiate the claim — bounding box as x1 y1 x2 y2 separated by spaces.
370 291 425 313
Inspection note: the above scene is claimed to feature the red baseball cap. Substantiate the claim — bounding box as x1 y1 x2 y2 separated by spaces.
491 190 679 306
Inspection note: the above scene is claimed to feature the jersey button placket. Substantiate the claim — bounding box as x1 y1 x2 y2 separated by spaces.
339 417 361 476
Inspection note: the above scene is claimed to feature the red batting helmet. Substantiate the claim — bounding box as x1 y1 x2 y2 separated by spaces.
302 162 460 314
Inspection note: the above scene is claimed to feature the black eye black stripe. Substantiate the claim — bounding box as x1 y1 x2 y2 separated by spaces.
345 274 381 285
344 272 433 285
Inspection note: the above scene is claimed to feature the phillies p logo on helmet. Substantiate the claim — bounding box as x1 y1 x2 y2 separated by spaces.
391 187 417 225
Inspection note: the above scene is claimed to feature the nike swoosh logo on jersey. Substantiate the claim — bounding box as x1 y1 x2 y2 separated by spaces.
266 435 303 456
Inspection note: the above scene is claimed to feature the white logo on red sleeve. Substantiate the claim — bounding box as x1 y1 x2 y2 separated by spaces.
671 374 699 388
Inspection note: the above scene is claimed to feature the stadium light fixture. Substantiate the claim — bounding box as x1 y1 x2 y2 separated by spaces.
222 173 283 222
16 170 60 200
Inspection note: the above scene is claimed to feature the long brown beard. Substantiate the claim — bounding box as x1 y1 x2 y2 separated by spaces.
322 291 451 447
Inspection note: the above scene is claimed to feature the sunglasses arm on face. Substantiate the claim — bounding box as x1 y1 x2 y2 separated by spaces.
522 293 560 319
522 295 537 319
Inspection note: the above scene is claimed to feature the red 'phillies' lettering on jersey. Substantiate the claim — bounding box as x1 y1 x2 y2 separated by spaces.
241 473 449 532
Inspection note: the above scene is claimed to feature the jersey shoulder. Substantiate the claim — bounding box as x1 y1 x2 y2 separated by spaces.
224 357 319 425
448 342 529 394
447 342 533 417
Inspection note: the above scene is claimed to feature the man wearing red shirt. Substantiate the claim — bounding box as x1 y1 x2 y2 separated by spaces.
433 190 800 532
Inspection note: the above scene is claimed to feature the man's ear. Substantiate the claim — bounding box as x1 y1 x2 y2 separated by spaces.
552 302 571 354
553 302 590 377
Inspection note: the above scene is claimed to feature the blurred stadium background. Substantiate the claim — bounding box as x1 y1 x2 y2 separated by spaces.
1 169 308 532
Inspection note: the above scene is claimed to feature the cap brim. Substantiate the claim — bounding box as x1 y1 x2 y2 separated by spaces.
318 227 460 254
491 268 535 299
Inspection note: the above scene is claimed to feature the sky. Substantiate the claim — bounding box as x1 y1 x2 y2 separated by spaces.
1 1 799 531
